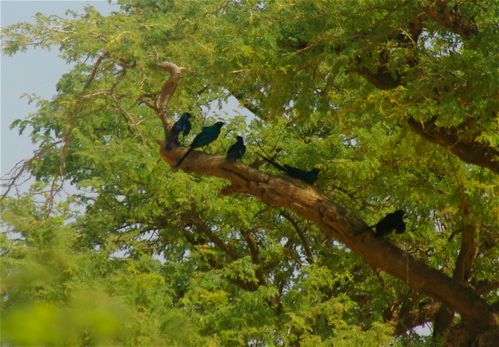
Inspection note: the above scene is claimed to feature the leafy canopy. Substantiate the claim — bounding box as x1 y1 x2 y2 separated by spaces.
1 0 497 346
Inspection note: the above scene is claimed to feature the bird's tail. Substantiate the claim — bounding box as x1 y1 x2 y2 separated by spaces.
256 153 286 172
175 147 194 168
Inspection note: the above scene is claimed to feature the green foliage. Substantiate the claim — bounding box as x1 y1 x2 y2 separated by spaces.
1 0 497 345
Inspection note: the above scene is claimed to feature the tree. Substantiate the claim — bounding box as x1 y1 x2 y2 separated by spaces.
1 1 497 346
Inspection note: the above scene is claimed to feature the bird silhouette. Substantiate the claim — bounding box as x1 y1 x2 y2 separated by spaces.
257 153 320 184
356 210 406 237
166 112 192 150
175 121 225 167
373 210 406 237
226 136 246 162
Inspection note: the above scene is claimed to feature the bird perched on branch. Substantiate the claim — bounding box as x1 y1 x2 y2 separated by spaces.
166 112 192 150
356 210 406 237
175 121 225 167
226 136 246 162
257 153 320 184
373 210 406 237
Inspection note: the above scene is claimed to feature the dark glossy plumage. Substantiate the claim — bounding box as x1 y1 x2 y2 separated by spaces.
166 112 192 150
226 136 246 162
373 210 406 237
258 153 320 184
175 121 225 167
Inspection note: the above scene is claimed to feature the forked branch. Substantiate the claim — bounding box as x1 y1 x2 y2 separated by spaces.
153 62 184 140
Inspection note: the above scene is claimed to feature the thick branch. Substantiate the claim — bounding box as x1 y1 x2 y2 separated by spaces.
158 142 498 331
394 301 440 336
453 190 476 283
426 0 479 38
475 282 499 295
408 118 499 174
349 14 497 173
433 186 477 337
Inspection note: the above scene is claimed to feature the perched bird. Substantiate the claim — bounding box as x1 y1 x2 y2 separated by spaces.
257 153 320 184
356 210 406 237
175 121 225 167
165 112 192 150
225 136 246 162
373 210 406 237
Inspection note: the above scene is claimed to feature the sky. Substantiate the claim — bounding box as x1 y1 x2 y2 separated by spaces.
1 0 119 191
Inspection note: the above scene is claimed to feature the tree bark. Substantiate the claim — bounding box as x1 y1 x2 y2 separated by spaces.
408 118 499 174
158 144 498 332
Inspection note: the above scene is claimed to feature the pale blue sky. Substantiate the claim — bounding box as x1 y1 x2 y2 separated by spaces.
1 0 118 185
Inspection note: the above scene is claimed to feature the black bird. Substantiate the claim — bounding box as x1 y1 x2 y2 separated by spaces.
257 153 320 184
175 121 225 167
226 136 246 162
166 112 192 150
359 210 406 237
374 210 406 237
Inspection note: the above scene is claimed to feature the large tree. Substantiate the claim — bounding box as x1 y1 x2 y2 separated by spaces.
1 0 497 346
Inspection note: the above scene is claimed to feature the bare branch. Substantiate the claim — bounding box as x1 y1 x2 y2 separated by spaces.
156 62 183 109
154 62 185 139
1 141 62 200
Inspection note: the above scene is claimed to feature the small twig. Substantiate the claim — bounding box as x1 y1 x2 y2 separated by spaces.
1 141 62 200
83 52 108 90
80 90 110 99
111 95 147 144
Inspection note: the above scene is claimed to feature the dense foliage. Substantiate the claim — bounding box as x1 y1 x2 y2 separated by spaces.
1 1 497 346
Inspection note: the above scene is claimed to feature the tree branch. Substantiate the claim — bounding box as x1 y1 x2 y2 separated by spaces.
83 52 108 90
179 226 259 291
426 0 479 38
394 300 440 336
433 184 478 338
189 217 241 261
154 62 184 140
408 118 499 174
158 142 498 331
280 211 314 264
475 282 499 295
241 229 266 286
